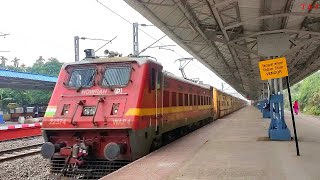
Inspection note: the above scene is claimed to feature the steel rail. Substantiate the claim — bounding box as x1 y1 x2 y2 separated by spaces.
0 143 43 162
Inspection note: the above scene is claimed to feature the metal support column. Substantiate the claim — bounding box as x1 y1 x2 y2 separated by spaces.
274 78 278 94
262 82 270 118
268 77 291 140
133 23 139 56
279 78 283 95
257 34 291 141
74 36 80 62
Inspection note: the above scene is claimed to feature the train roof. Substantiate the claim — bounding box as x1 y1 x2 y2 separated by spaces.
63 56 211 90
164 71 211 90
62 56 161 68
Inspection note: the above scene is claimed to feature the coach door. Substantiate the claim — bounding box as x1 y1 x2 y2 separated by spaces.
150 64 163 134
156 69 163 134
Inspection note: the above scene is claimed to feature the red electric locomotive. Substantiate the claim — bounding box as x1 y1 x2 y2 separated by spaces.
41 55 215 178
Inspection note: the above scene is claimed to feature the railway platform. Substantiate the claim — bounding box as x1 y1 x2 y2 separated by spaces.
103 106 320 180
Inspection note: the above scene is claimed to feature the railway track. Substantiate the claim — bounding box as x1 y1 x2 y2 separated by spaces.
0 143 43 162
0 135 42 142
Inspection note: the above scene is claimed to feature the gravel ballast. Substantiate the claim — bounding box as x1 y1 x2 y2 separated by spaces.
0 136 44 151
0 136 52 179
0 154 51 180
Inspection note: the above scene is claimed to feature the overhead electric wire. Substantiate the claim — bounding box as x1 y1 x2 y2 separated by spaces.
138 35 166 55
96 0 241 97
96 0 183 57
95 36 118 52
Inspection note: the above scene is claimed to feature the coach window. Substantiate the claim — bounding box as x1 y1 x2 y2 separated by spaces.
202 96 204 105
194 95 197 106
163 91 170 107
171 92 177 106
184 94 188 106
203 96 205 105
189 94 193 106
157 71 161 90
179 93 183 106
198 95 200 105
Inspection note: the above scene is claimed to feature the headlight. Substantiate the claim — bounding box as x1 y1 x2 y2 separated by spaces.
82 107 96 116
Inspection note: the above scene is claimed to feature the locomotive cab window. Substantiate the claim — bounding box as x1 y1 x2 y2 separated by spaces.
102 66 131 87
68 68 95 88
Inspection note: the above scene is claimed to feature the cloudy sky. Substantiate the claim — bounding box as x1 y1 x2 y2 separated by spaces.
0 0 243 98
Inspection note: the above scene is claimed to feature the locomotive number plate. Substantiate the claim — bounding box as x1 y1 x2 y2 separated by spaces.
112 119 129 125
49 119 67 125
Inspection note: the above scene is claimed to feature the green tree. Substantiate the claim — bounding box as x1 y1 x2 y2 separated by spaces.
5 65 25 72
11 57 20 67
26 57 63 76
285 71 320 115
0 56 8 67
36 56 45 65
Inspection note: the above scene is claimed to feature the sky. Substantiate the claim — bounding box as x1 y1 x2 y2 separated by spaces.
0 0 244 99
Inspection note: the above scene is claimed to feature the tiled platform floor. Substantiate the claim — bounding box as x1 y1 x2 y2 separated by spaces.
103 106 320 180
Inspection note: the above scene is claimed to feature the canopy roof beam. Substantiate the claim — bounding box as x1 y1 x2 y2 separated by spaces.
178 0 241 87
204 0 249 93
225 12 320 30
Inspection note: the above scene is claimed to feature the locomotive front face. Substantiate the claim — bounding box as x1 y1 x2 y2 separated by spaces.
41 58 150 164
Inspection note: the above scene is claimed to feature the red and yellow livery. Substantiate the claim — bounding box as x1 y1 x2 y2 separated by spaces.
41 56 246 178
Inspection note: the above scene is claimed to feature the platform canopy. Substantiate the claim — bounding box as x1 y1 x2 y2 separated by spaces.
0 69 57 90
125 0 320 100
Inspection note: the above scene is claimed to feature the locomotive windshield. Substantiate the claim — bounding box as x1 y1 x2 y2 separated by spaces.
68 68 95 88
102 66 131 87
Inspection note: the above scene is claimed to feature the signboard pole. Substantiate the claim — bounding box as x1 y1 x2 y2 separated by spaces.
286 76 300 156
